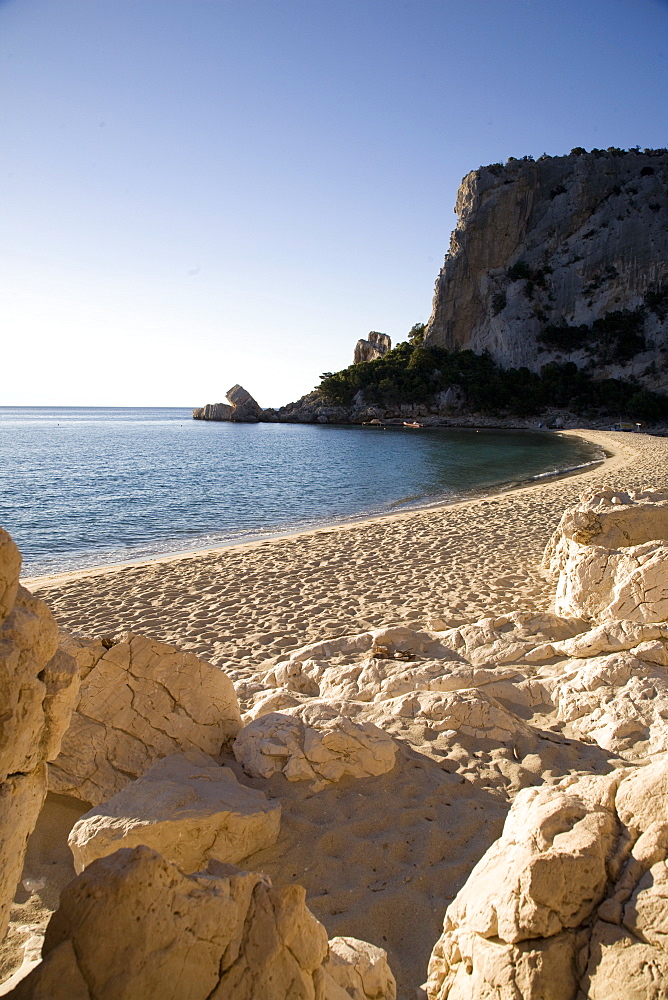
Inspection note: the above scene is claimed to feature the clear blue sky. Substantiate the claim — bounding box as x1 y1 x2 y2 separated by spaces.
2 0 667 406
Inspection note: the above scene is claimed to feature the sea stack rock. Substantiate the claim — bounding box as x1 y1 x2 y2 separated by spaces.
354 331 392 364
226 384 263 422
424 148 668 392
192 385 262 422
192 402 233 421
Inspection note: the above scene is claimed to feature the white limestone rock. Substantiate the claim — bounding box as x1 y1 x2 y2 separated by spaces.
324 936 396 1000
283 625 456 667
1 588 79 780
233 702 397 785
353 332 392 365
426 759 668 999
67 752 281 874
7 846 331 1000
0 527 21 625
262 615 584 707
425 773 619 999
0 768 48 946
363 687 527 742
436 611 587 667
551 649 668 755
192 402 234 421
544 488 668 623
552 619 668 659
243 687 310 722
49 632 242 805
423 151 668 392
0 528 80 941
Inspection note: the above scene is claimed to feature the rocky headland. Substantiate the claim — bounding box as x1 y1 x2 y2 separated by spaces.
193 149 668 431
425 147 668 394
1 429 668 999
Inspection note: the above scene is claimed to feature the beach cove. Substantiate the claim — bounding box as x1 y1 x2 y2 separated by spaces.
26 429 663 678
2 427 667 997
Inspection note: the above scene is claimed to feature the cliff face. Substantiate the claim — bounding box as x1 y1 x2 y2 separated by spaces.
424 149 668 392
353 331 392 364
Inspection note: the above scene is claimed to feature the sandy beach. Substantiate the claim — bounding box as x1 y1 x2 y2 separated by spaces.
25 430 665 680
5 428 667 998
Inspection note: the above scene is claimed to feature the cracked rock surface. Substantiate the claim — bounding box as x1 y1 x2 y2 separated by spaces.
544 488 668 623
233 702 397 786
324 936 397 1000
7 846 395 1000
426 759 668 1000
67 751 281 874
50 632 242 805
0 528 79 941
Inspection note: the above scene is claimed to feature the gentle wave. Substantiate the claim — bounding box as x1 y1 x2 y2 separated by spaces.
526 455 606 481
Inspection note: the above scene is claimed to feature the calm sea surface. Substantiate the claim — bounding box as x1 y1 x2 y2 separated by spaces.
0 407 603 578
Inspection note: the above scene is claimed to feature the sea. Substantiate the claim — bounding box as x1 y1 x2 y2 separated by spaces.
0 407 604 578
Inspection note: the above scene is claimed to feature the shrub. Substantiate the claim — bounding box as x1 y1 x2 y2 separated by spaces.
408 323 426 345
538 308 646 362
645 283 668 320
538 323 592 352
507 261 532 282
492 292 507 315
316 343 667 421
592 309 646 362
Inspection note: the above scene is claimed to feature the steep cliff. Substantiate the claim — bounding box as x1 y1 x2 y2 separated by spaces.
424 148 668 392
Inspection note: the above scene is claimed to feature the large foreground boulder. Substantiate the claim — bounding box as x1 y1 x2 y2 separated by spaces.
50 632 242 805
67 752 281 874
425 759 668 999
544 487 668 623
0 527 80 940
8 846 395 1000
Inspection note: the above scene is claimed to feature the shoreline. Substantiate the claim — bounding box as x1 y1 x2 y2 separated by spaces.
22 428 610 589
24 427 663 677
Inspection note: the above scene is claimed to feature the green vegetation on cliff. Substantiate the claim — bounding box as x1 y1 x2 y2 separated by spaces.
318 341 668 422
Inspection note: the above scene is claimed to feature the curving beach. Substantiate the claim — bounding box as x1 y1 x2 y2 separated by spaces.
2 427 666 997
26 429 668 680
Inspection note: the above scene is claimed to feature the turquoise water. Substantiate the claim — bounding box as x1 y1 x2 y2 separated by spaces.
0 407 603 577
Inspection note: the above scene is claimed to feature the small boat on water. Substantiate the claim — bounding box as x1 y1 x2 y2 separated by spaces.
403 421 422 428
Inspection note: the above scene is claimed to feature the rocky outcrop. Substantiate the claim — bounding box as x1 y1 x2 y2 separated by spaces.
8 847 329 1000
237 485 668 767
226 384 263 422
192 384 262 422
67 752 281 874
0 528 80 941
8 846 396 1000
424 148 668 392
544 487 668 622
233 702 397 787
192 401 233 420
353 332 392 365
425 759 668 1000
324 937 396 1000
50 632 242 805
